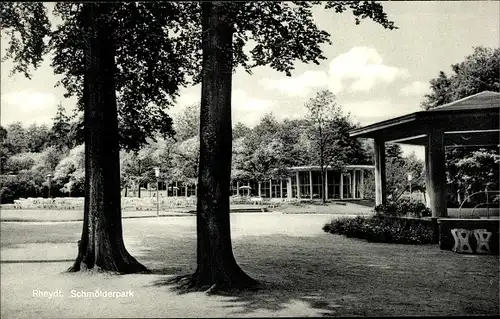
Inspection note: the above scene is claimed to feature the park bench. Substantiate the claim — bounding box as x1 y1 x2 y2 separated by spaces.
250 197 263 205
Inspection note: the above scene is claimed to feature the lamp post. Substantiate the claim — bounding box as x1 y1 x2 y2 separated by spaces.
407 173 413 202
46 173 53 198
154 167 160 217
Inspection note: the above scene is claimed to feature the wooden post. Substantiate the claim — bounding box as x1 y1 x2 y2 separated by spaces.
374 138 387 206
424 144 431 208
428 129 447 217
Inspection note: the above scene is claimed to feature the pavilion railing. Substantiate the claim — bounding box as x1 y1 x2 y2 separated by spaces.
458 190 500 219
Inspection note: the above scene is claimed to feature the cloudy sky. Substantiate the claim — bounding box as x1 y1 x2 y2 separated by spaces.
1 1 499 158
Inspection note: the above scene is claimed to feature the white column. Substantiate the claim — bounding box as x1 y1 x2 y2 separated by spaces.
374 138 387 206
309 170 313 199
325 170 329 200
360 170 365 199
352 170 357 199
185 185 188 197
258 182 261 197
236 181 239 196
175 181 178 197
270 179 272 198
296 172 300 199
287 177 292 199
280 180 283 198
340 172 344 199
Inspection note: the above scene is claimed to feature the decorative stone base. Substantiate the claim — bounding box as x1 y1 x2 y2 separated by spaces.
438 219 499 255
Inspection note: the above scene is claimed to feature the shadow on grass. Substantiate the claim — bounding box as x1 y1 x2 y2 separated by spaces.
142 233 359 317
136 229 498 317
151 273 345 317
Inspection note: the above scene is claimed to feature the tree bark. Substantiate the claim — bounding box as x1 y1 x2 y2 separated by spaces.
186 1 258 292
68 3 147 274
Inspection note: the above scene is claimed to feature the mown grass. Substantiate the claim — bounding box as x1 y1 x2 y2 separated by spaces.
1 214 498 317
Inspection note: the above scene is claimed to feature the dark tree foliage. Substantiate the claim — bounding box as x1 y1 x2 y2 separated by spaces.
1 2 196 151
49 103 77 151
421 46 499 110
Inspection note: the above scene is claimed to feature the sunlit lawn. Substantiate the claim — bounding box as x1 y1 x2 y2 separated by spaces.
1 213 498 317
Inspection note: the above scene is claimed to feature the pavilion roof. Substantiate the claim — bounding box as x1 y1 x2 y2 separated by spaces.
349 91 499 146
427 91 499 112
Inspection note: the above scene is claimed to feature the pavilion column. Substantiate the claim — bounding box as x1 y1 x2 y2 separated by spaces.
427 129 447 218
325 170 329 200
352 170 357 199
374 138 387 206
287 177 292 199
280 179 283 199
309 170 313 199
296 172 300 199
360 170 365 199
340 172 344 199
424 145 431 208
236 181 240 196
258 182 261 197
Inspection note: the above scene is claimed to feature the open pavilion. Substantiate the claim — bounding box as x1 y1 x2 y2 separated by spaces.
349 91 500 218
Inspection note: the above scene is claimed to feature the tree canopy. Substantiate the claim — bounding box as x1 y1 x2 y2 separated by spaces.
421 46 499 110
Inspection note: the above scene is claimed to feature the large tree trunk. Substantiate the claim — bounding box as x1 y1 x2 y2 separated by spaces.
68 3 147 274
186 1 258 292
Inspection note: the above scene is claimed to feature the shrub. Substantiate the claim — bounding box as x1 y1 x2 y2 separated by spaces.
374 199 431 218
323 215 434 245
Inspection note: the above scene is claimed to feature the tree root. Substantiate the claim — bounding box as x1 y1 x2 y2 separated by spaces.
204 284 219 295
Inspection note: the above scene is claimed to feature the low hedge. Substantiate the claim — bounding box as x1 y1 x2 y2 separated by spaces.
323 215 435 245
374 200 431 218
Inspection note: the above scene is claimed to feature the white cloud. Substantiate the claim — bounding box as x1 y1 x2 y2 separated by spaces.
259 46 409 97
1 91 59 126
259 71 330 97
399 81 431 96
2 91 57 110
232 89 274 127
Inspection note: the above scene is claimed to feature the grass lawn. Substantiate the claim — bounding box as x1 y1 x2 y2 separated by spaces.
1 213 498 318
